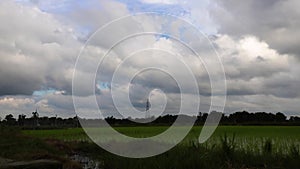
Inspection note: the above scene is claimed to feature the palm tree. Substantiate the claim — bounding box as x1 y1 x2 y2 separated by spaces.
32 109 39 127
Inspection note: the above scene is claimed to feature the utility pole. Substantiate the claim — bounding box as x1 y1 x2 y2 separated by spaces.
146 99 150 119
55 114 57 128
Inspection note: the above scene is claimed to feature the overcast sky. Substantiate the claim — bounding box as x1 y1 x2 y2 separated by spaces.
0 0 300 119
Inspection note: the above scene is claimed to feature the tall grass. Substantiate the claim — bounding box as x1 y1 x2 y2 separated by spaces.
20 126 300 169
69 134 300 169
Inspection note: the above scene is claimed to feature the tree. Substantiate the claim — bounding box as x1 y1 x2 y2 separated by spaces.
5 114 17 125
18 114 26 126
32 110 39 127
275 112 286 122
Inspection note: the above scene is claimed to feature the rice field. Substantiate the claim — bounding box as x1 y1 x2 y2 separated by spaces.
0 126 295 169
23 126 300 155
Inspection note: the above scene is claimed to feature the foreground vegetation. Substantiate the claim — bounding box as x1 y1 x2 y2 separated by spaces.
73 136 300 169
20 126 300 169
0 126 83 169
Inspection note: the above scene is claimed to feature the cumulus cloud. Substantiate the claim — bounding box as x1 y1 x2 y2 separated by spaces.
216 35 289 80
210 0 300 58
0 0 300 118
0 0 81 95
213 34 300 99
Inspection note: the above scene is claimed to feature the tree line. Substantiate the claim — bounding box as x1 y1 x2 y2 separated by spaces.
0 110 80 129
1 111 300 128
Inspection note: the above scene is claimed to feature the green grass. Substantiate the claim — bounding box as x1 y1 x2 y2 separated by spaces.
23 126 300 142
0 126 85 169
20 126 300 169
23 128 89 141
0 126 62 160
22 126 300 155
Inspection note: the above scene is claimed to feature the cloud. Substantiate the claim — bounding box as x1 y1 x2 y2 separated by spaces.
216 35 289 80
140 0 179 5
54 0 130 36
213 34 300 99
210 0 300 58
0 0 299 118
224 95 300 116
0 97 34 110
0 0 81 96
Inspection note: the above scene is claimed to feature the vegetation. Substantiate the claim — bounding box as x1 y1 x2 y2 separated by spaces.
21 126 300 169
88 137 300 169
1 111 300 169
0 126 82 169
0 126 59 160
23 126 300 140
1 111 300 129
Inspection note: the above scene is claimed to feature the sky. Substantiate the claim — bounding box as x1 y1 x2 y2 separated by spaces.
0 0 300 119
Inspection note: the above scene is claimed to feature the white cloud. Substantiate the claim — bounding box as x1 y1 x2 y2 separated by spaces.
141 0 179 5
210 0 300 58
216 35 289 80
0 0 300 118
0 0 81 95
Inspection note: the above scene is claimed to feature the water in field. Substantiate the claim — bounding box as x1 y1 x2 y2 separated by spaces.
70 154 101 169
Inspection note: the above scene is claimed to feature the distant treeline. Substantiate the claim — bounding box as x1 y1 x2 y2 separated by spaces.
1 111 300 128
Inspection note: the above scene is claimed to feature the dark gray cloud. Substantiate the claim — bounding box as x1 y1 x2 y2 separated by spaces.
131 70 180 94
262 73 300 98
